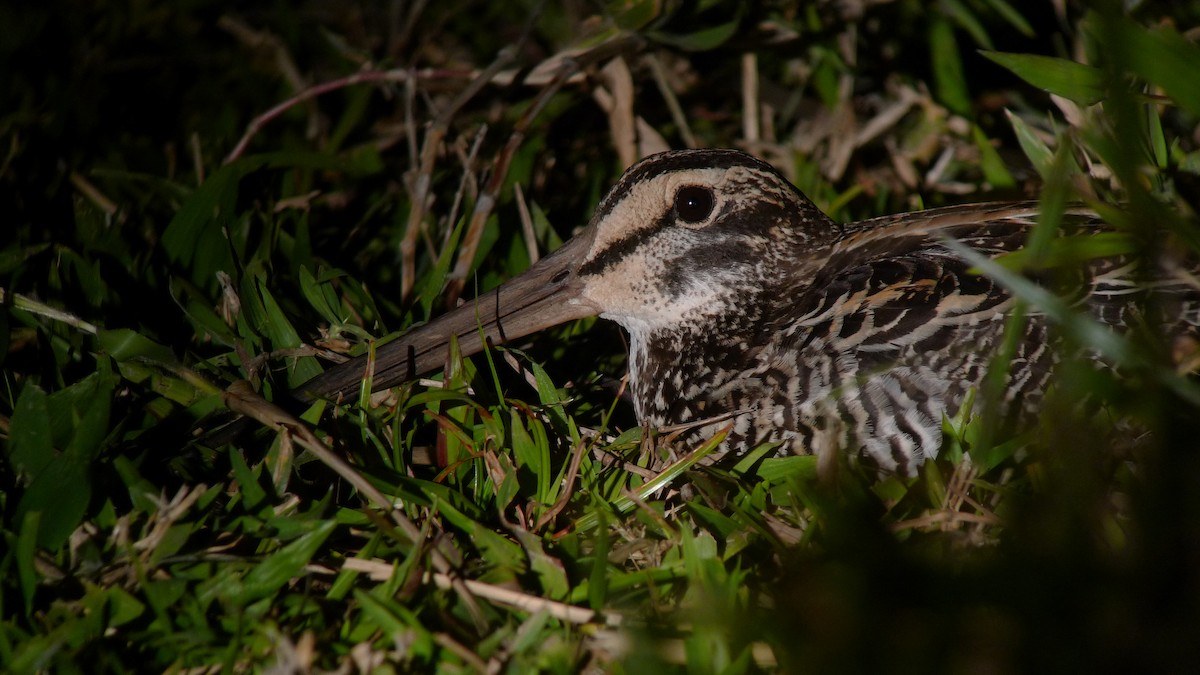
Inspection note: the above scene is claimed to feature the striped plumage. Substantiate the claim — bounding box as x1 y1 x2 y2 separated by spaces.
300 149 1200 476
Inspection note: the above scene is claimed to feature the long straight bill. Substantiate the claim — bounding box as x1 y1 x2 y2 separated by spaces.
295 232 598 403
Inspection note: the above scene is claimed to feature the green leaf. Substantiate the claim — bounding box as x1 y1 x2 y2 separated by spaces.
1006 110 1054 176
942 0 992 50
1147 104 1168 169
929 16 971 115
9 384 53 477
416 214 466 321
17 511 40 615
608 0 662 31
982 0 1033 36
254 278 322 386
981 51 1104 106
754 455 818 484
169 276 238 346
434 498 525 570
97 328 176 364
972 124 1016 189
14 425 97 547
0 243 50 276
355 588 435 657
298 265 344 326
229 520 336 604
14 375 113 550
587 508 609 612
650 19 739 51
162 160 259 285
1105 20 1200 118
113 456 160 513
230 446 269 511
102 586 147 627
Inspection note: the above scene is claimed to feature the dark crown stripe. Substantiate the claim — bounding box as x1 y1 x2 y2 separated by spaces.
589 149 780 225
580 150 788 277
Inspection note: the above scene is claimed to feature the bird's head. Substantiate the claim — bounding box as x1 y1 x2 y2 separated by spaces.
574 149 838 333
299 149 839 400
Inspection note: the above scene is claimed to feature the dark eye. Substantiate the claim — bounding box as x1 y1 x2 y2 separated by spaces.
674 185 715 224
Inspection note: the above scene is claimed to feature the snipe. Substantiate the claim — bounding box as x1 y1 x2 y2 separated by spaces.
299 149 1200 476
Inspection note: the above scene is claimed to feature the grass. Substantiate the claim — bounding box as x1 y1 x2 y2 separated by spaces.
3 1 1200 672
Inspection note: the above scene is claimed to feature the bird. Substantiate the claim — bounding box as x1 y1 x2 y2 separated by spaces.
297 148 1200 477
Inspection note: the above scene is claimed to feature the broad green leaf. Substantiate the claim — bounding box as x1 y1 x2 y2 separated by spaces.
113 360 207 405
109 586 147 626
416 213 467 321
930 16 971 115
161 160 258 285
228 520 336 604
608 0 661 31
982 51 1104 106
943 0 992 49
17 511 40 615
1006 110 1054 176
650 18 739 51
688 502 740 542
355 589 435 657
434 497 525 570
229 446 269 511
982 0 1033 36
754 455 818 484
14 374 113 549
298 265 343 326
530 359 564 406
1147 105 1168 169
169 276 238 346
973 124 1016 189
113 456 159 513
9 384 53 476
1106 20 1200 117
15 425 96 547
923 457 947 507
97 328 176 364
587 508 609 612
0 243 50 276
254 278 322 385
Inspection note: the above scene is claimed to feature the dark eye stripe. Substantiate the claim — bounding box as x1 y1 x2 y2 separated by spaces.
579 211 673 277
578 149 807 278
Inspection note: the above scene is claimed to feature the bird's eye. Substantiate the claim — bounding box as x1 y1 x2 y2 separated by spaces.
674 185 715 224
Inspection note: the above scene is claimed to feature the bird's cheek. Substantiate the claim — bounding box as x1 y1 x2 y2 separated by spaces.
577 269 670 323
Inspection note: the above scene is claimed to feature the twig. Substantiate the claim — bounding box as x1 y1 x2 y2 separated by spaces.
388 0 429 57
400 48 519 300
442 126 490 256
433 633 489 673
220 380 489 630
189 132 206 184
890 509 1001 532
218 15 315 142
225 69 422 163
343 557 623 627
69 171 119 217
443 53 578 305
534 439 588 531
646 53 697 149
2 289 99 334
513 182 539 265
598 57 638 169
741 52 760 144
